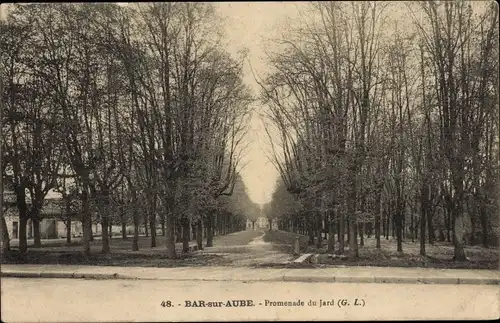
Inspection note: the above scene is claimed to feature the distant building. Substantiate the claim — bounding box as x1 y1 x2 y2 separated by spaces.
246 217 278 230
2 188 136 241
2 188 83 240
257 216 269 229
268 218 278 231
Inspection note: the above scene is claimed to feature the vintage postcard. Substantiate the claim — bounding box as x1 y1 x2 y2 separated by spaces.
1 1 499 322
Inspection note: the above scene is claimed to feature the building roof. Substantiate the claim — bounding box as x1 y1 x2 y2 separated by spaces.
3 187 63 204
3 190 17 206
3 188 64 217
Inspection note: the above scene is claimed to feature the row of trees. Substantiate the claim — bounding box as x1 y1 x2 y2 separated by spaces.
261 1 499 259
241 193 262 230
1 3 253 257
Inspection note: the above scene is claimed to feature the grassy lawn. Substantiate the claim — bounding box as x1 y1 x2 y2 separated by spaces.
0 230 263 268
262 230 310 254
9 234 195 252
263 230 499 270
0 248 231 267
207 229 262 246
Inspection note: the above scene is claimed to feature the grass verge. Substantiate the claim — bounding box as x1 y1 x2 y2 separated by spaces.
0 249 231 267
263 230 499 270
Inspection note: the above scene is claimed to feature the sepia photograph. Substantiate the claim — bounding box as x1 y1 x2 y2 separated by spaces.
0 1 499 322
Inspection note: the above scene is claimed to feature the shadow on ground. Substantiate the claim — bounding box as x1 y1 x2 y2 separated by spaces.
0 249 232 267
0 230 290 268
262 230 499 270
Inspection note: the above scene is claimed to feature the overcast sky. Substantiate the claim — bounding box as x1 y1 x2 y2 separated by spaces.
215 2 307 206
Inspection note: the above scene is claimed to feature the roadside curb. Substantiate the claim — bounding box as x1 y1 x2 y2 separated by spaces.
1 271 122 280
2 271 499 285
279 275 500 284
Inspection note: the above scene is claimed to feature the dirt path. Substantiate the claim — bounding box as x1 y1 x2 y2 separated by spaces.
197 231 294 267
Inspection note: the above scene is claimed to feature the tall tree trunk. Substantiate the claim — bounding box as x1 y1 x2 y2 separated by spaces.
452 177 466 260
161 215 166 237
410 208 415 243
327 212 335 253
205 212 214 247
88 219 93 242
427 213 433 243
121 220 127 240
450 213 454 243
453 210 467 260
444 207 450 242
396 214 403 252
101 214 110 253
66 216 72 245
101 190 110 254
395 191 403 252
348 181 358 258
165 211 176 258
382 202 386 239
346 219 350 243
19 216 28 255
16 189 28 255
196 218 203 250
81 189 92 256
214 215 218 236
336 218 341 244
132 216 139 251
149 195 157 248
469 205 476 245
182 218 190 252
29 206 42 248
27 220 32 239
175 219 181 242
391 215 395 238
1 215 10 253
402 217 406 240
480 204 488 248
316 212 322 249
375 191 381 249
132 191 139 251
385 203 390 240
359 222 364 247
427 197 435 244
32 215 41 248
415 217 419 242
149 214 156 248
390 199 395 238
420 184 427 256
307 215 314 245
